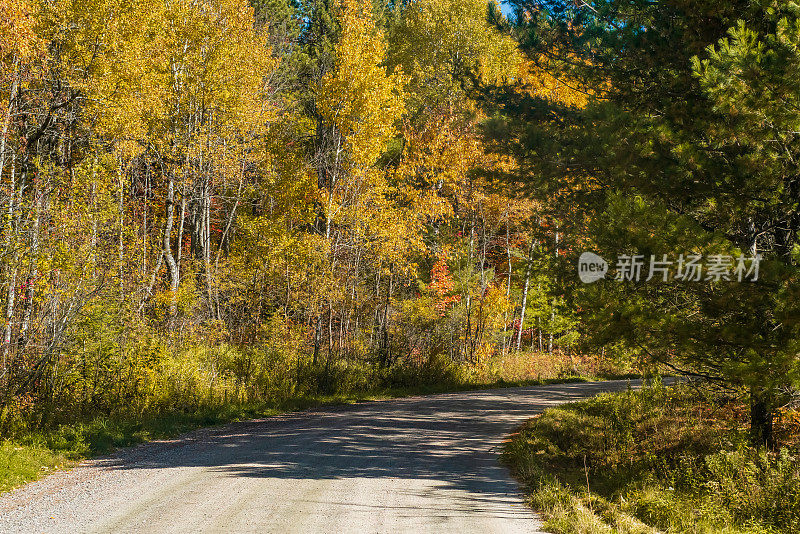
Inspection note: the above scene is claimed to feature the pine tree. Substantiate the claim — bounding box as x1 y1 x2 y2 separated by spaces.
493 0 800 446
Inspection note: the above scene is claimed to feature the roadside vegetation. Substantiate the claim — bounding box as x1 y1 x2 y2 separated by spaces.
503 382 800 534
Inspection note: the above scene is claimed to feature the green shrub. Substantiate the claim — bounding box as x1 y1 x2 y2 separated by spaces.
503 384 800 533
703 448 800 531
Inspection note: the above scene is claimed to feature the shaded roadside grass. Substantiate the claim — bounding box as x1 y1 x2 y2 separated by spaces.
502 382 800 534
0 375 591 495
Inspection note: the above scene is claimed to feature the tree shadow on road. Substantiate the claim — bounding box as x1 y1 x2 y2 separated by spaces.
96 381 635 521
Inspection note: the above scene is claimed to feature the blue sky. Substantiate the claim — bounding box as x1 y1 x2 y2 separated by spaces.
500 1 514 19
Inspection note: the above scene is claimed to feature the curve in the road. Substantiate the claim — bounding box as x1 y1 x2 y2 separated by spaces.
0 380 640 534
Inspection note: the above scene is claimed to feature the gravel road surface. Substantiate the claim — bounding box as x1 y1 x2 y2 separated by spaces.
0 380 639 533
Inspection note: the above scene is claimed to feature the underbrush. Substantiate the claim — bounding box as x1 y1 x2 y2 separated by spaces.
502 382 800 533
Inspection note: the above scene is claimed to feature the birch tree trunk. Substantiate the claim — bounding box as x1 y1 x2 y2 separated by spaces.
164 176 179 319
515 238 536 352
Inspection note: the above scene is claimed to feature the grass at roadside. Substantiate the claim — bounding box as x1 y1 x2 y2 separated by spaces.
0 375 595 495
502 382 800 534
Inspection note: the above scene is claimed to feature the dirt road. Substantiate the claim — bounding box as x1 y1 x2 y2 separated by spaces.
0 380 638 533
